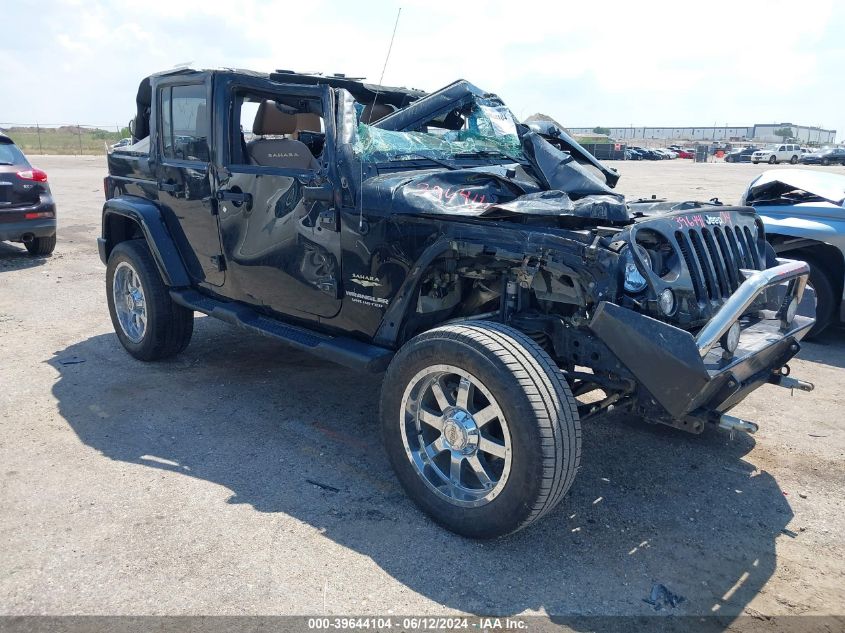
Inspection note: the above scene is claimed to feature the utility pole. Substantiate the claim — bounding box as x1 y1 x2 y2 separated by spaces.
36 123 43 154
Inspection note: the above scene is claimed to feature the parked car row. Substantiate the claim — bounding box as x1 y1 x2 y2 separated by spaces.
626 146 693 160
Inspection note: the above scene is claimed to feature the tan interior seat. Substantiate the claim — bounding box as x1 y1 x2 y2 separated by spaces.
247 101 319 169
360 103 396 124
294 113 322 138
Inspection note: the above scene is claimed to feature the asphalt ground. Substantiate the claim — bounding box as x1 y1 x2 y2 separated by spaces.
1 157 843 625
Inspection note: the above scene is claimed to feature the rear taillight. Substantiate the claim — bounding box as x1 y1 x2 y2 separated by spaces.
16 168 48 183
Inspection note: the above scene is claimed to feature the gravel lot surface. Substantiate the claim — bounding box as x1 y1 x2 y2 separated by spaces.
1 157 843 623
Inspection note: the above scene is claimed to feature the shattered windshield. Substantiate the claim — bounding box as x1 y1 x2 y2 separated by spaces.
353 97 524 164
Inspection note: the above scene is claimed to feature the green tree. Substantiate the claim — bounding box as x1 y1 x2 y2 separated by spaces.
774 127 794 141
592 126 611 136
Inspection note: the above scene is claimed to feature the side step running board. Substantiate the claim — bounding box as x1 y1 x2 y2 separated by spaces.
170 289 393 373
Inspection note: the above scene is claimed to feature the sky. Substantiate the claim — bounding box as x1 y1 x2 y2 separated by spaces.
2 0 844 140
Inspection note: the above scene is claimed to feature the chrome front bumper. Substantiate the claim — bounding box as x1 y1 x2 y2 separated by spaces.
589 258 815 424
695 258 810 357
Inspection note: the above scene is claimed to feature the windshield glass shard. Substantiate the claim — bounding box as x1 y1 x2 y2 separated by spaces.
353 96 524 164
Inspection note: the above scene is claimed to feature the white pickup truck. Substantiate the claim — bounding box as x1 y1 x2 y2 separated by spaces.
751 143 801 165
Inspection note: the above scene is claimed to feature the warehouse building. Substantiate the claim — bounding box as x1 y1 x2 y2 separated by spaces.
566 123 837 144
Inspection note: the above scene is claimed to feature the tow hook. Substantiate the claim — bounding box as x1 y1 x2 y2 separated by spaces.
769 367 815 393
718 414 759 434
773 375 815 392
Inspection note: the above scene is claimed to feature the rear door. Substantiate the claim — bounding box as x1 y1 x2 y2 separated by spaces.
155 79 225 287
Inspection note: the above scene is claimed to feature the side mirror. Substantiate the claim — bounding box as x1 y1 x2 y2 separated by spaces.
128 117 136 140
303 184 334 204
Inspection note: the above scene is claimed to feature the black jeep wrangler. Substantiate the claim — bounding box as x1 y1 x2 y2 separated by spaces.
100 68 815 538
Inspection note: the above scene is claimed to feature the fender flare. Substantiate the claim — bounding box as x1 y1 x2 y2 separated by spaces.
101 196 190 287
372 237 455 348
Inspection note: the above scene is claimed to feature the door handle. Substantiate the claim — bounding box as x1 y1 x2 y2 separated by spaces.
216 189 252 210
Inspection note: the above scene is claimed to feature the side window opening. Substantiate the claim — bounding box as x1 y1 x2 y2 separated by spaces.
160 84 210 162
233 91 324 170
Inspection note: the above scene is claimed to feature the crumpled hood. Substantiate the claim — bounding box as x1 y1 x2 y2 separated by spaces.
743 169 845 206
360 132 630 226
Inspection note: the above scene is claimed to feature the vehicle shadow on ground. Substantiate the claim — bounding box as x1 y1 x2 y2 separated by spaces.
0 242 47 272
49 317 794 623
798 326 845 370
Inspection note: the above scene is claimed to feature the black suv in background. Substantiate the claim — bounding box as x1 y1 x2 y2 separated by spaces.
0 134 56 255
800 147 845 166
723 146 757 163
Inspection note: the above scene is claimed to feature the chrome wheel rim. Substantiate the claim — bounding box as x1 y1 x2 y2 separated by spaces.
112 261 147 344
400 364 511 507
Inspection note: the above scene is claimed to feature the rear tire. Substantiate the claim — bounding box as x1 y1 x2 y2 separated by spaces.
790 155 798 164
25 235 56 256
380 321 581 538
106 240 194 361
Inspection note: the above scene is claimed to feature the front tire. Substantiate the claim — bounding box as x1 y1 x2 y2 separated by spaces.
822 158 830 166
769 155 777 164
802 256 836 339
25 235 56 256
380 322 581 538
106 240 194 361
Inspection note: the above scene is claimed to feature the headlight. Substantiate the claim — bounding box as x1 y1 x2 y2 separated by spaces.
720 321 741 356
623 244 651 293
658 288 675 315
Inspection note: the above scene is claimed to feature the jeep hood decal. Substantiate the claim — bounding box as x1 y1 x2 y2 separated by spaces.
361 165 629 225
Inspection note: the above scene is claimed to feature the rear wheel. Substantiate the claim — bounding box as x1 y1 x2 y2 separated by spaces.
790 155 798 164
25 235 56 256
380 322 581 538
106 240 194 360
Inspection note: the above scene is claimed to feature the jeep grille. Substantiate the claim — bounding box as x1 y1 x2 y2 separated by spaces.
674 224 762 304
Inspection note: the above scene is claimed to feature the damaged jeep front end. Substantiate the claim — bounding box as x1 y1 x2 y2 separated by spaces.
341 80 815 435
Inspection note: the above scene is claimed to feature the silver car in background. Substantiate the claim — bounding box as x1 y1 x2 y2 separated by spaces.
742 170 845 337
